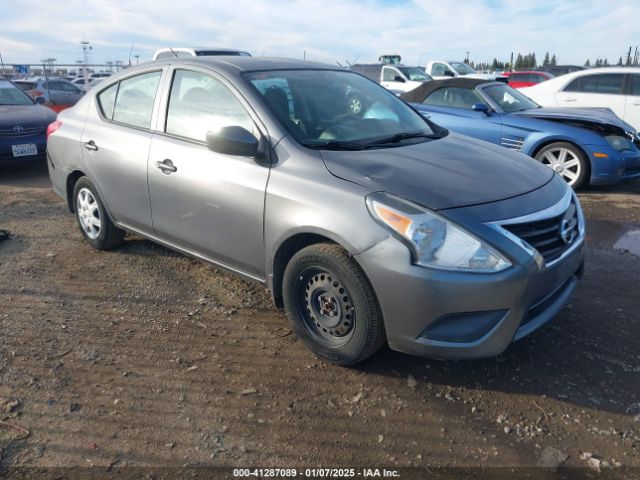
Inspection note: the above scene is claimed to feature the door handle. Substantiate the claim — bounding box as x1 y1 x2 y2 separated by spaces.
563 97 577 102
83 140 98 151
156 159 177 174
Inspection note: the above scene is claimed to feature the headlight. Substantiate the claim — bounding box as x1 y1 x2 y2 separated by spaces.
605 134 633 152
366 192 511 272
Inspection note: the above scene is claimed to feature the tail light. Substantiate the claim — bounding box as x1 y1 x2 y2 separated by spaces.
47 121 62 140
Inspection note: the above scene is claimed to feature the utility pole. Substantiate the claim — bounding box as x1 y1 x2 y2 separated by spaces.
0 50 5 77
81 41 91 87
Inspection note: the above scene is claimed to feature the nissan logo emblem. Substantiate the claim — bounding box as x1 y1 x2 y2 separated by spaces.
13 125 24 133
559 219 575 245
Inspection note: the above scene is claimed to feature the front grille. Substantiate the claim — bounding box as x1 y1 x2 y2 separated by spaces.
0 126 45 138
502 199 580 265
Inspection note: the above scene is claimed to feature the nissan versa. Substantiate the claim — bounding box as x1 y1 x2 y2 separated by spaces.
46 58 585 365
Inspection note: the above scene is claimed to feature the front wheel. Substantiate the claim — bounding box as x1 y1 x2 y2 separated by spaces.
73 177 124 250
534 142 589 189
282 243 385 366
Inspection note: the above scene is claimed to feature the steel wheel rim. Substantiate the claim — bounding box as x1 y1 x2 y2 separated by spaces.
537 147 581 185
76 188 101 240
295 267 355 348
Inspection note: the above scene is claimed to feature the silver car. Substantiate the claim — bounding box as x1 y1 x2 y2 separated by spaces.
14 77 84 107
47 57 585 365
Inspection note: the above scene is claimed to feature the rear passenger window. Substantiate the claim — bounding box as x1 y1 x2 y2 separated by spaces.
566 74 624 94
112 71 161 129
97 83 119 119
165 69 254 142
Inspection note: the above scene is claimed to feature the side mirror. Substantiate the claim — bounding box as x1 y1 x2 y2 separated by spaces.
472 103 491 114
206 126 260 157
393 76 406 83
443 70 455 77
35 96 46 104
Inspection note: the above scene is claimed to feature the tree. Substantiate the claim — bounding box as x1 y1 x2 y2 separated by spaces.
530 53 537 69
617 56 623 66
585 59 591 67
515 53 524 70
603 58 609 67
543 52 550 67
550 54 557 66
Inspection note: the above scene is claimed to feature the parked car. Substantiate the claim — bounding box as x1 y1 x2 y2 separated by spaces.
425 60 507 82
401 78 640 188
350 63 432 93
152 47 251 60
47 57 585 365
520 67 640 131
508 70 554 89
537 65 584 77
0 78 57 164
13 77 84 111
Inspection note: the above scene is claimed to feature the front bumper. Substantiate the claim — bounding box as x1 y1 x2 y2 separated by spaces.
588 145 640 185
356 235 584 359
0 139 47 165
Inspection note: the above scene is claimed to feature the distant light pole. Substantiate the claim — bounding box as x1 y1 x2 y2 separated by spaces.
81 41 91 86
135 55 140 64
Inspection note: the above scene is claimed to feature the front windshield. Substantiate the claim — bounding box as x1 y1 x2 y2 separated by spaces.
449 62 476 75
0 82 34 106
245 69 435 149
398 67 430 82
482 84 539 113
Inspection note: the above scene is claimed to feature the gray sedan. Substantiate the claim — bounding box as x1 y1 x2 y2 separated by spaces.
46 57 585 365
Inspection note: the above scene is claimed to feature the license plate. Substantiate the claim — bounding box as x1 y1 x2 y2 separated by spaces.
11 144 38 157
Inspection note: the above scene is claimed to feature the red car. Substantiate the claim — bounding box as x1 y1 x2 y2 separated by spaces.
507 71 554 89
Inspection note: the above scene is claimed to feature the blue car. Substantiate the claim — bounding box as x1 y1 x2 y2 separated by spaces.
401 78 640 188
0 78 57 165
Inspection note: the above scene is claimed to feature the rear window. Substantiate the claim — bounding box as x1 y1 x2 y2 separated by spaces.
111 71 162 129
13 81 36 90
97 83 119 119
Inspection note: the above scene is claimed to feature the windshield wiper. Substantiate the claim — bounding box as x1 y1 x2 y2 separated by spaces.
300 140 368 151
365 131 441 146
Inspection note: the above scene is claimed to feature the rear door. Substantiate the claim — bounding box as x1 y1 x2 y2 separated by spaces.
81 69 164 234
624 73 640 130
147 67 270 278
555 73 626 119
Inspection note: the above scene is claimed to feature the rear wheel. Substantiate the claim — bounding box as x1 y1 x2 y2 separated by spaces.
534 142 588 188
73 177 124 250
283 243 385 366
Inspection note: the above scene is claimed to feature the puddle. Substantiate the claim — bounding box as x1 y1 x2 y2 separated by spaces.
585 219 640 257
614 230 640 257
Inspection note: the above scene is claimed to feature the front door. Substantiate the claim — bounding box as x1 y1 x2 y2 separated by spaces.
147 68 269 278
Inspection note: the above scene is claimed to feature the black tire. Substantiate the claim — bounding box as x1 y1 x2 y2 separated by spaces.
282 243 385 366
72 176 124 250
534 142 589 189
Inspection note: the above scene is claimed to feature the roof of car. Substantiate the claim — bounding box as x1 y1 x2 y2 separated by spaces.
400 78 491 103
144 56 340 73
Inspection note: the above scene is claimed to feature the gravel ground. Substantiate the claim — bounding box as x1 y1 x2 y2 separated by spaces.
0 163 639 476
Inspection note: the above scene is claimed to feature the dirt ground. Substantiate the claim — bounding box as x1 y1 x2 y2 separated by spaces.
0 163 639 477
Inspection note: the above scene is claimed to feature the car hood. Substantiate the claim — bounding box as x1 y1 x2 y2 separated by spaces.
0 104 57 129
320 133 554 211
514 107 636 133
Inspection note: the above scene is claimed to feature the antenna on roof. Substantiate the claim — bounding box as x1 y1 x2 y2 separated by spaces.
128 43 135 65
169 47 178 58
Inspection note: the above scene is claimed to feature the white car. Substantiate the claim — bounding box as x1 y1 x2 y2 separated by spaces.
520 67 640 130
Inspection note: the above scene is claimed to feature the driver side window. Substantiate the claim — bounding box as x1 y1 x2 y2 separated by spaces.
165 69 255 142
431 63 447 76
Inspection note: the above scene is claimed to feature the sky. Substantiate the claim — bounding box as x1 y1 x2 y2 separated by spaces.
0 0 638 68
